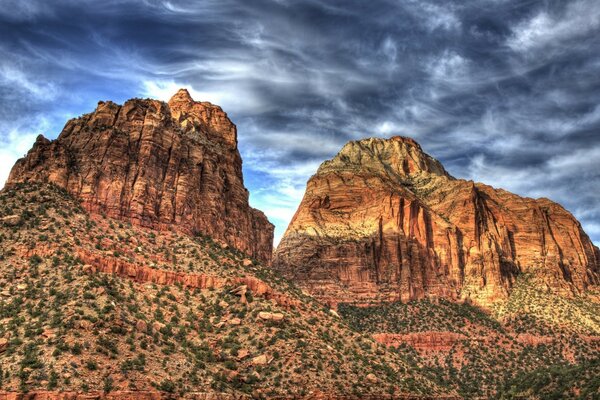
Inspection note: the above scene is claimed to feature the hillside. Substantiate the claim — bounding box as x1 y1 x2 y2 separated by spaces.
339 296 599 398
0 182 447 398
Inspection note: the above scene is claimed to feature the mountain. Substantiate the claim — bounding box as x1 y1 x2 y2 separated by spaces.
273 136 600 398
7 89 273 263
274 136 600 307
0 94 453 399
2 96 599 399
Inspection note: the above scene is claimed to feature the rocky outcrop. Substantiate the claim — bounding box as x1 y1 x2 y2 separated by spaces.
7 89 273 263
373 332 471 352
76 249 299 309
274 136 600 307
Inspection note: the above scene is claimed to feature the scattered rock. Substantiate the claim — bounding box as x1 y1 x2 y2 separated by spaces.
229 318 242 325
16 283 27 291
231 285 248 304
82 264 94 274
242 259 253 267
152 321 166 332
366 373 377 383
225 370 238 382
1 215 21 226
42 329 56 339
76 320 94 331
257 311 284 322
237 349 250 360
0 338 8 353
136 319 148 332
251 354 269 365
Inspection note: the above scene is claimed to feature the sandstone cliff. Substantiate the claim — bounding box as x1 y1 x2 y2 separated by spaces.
7 89 273 263
274 136 600 306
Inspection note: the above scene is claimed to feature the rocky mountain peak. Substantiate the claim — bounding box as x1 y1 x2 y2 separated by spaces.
317 136 450 179
165 88 237 148
274 135 599 307
168 87 194 105
7 91 274 263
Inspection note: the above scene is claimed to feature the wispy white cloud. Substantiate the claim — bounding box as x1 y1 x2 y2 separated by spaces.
507 0 600 52
0 64 57 100
427 51 469 82
408 1 461 32
0 0 599 246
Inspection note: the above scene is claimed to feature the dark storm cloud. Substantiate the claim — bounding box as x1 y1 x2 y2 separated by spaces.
1 0 599 244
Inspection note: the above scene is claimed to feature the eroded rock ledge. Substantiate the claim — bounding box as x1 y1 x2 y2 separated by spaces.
76 249 300 309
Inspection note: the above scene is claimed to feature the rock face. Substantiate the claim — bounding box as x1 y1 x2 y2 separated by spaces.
7 89 273 263
274 136 600 307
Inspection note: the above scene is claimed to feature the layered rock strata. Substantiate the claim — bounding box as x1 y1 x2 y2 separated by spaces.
274 136 600 306
7 89 273 263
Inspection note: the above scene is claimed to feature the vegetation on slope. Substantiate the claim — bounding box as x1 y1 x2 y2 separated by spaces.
497 358 600 399
339 295 599 399
0 183 440 398
339 298 503 335
492 272 600 335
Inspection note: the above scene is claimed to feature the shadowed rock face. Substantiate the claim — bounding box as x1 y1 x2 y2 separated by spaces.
7 89 274 263
274 136 600 307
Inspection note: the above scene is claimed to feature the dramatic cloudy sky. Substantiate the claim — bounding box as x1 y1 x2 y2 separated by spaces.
1 0 599 246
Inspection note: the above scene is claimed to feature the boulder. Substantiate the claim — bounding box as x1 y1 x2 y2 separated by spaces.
257 312 284 322
251 354 269 365
1 215 21 226
0 337 8 353
136 319 148 332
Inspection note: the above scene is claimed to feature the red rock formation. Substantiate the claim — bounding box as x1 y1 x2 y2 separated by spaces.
7 89 273 263
274 136 600 307
76 249 300 309
373 332 471 352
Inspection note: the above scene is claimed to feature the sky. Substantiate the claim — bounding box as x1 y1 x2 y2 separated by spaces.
0 0 599 246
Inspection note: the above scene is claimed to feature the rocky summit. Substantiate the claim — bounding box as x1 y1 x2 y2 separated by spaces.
274 136 600 307
7 89 273 263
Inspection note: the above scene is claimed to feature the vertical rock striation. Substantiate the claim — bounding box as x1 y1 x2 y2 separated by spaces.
273 136 599 307
7 89 274 263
